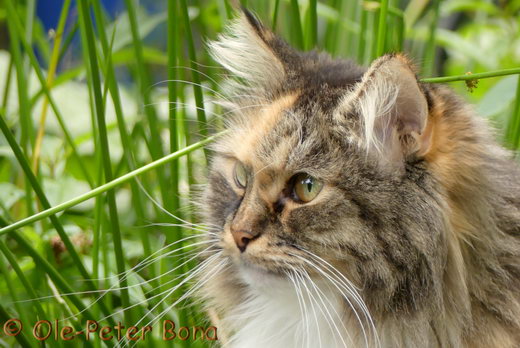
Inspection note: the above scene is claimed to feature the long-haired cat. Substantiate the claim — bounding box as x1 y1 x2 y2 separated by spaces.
198 8 520 348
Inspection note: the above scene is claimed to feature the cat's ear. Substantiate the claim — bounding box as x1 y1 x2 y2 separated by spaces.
209 9 288 96
342 54 431 169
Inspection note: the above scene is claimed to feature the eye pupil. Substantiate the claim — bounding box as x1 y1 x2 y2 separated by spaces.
293 173 323 203
306 179 313 192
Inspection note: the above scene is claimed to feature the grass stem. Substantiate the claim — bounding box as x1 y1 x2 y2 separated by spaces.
420 67 520 83
0 133 224 236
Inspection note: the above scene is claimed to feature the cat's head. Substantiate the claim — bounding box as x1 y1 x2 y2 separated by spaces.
203 9 446 312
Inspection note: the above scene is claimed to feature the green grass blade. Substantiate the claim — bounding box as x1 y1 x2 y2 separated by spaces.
180 0 210 160
272 0 281 29
357 6 368 64
422 0 441 76
0 239 47 321
404 0 429 29
394 10 405 52
370 7 378 61
376 0 389 57
506 76 520 149
306 0 318 49
5 0 35 218
221 0 233 21
357 5 367 63
23 0 36 70
57 21 79 64
290 0 304 49
1 57 13 112
91 191 105 287
77 0 131 324
0 253 35 348
6 0 33 154
167 0 182 234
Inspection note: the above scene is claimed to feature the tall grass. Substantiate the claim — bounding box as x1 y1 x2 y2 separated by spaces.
0 0 519 347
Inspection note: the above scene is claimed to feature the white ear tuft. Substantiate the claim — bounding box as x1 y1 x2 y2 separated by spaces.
358 75 401 156
208 13 285 96
339 55 430 168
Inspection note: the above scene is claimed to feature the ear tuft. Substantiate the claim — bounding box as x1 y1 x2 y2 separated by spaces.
342 54 430 169
241 8 264 35
208 10 285 97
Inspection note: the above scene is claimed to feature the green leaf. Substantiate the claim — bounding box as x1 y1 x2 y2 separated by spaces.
106 9 167 53
0 182 24 210
441 0 499 16
43 176 93 211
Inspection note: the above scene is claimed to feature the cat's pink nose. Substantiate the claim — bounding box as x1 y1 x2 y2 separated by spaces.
231 229 258 253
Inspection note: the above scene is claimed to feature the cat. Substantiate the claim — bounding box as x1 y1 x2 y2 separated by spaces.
197 8 520 348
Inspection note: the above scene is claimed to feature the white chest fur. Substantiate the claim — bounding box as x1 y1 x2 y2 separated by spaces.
222 266 371 348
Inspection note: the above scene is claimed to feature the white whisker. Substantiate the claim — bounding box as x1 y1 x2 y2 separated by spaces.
292 252 375 348
150 79 228 100
302 250 380 347
120 257 227 348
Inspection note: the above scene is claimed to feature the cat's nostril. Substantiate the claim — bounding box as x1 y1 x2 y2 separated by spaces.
239 237 250 252
231 229 258 253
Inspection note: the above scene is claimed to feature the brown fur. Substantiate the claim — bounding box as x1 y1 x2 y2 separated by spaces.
198 9 520 347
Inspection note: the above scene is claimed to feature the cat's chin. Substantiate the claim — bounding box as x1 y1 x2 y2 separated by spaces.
237 263 291 292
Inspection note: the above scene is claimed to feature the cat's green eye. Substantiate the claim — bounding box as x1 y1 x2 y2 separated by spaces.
293 173 323 203
234 162 248 188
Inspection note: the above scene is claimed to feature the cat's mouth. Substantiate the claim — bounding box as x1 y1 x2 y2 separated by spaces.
221 225 308 281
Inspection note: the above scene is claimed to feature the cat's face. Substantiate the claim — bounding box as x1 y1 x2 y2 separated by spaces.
203 10 446 311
